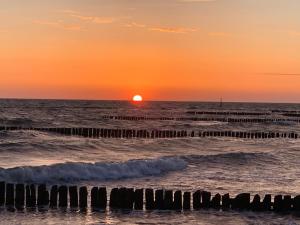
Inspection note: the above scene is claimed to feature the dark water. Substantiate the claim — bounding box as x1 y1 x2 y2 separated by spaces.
1 99 300 224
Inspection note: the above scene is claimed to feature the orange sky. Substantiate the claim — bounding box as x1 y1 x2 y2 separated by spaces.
1 0 300 102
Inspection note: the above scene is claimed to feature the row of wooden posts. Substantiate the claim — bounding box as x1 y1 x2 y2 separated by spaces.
0 127 299 140
103 115 300 123
186 111 271 116
0 182 299 213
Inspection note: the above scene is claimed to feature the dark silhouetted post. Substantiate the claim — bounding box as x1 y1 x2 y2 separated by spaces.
79 186 88 209
134 189 143 210
50 185 58 208
69 186 78 208
146 189 155 210
58 186 68 207
183 192 191 210
15 184 25 209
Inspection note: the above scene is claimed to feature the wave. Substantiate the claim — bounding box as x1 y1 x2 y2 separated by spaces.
0 157 187 184
181 152 275 166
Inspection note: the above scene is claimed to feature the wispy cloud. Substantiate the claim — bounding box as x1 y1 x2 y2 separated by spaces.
60 10 116 24
178 0 217 2
261 73 300 77
149 27 197 34
124 22 146 28
33 20 82 31
208 32 232 37
287 31 300 37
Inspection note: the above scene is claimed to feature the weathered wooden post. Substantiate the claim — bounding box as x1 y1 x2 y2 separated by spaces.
293 195 300 211
262 194 272 211
211 193 221 209
193 190 201 210
50 185 58 208
58 186 68 207
222 193 230 209
37 184 49 206
201 191 211 208
110 188 119 209
155 189 164 210
134 189 143 210
173 190 182 210
251 194 261 211
91 187 98 208
183 192 191 210
15 184 25 209
273 195 283 212
69 186 78 208
79 186 88 209
145 189 155 210
6 183 14 207
0 181 5 206
164 190 173 210
98 187 107 209
283 195 292 211
232 193 250 210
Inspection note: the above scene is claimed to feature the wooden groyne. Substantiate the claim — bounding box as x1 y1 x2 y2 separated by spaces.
0 182 299 214
103 115 300 123
186 111 271 116
0 127 299 140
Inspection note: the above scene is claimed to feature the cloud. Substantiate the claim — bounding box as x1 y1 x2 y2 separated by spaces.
33 20 82 31
261 73 300 77
149 27 198 34
124 22 146 28
208 32 232 37
178 0 216 2
287 31 300 37
60 10 116 24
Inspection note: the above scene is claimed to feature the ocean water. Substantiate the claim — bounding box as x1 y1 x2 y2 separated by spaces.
1 99 300 224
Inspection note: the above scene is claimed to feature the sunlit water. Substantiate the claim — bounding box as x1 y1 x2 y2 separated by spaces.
1 99 300 224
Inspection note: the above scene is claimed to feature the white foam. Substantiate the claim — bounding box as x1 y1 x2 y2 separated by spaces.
0 157 187 183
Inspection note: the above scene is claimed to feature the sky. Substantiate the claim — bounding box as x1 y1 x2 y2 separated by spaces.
1 0 300 102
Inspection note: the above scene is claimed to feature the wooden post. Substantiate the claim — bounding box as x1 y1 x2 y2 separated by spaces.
211 193 221 209
5 183 14 206
98 187 107 209
293 195 300 211
37 184 49 206
79 186 88 209
91 187 98 208
273 195 283 212
69 186 78 208
193 190 201 210
183 192 191 210
50 185 58 208
201 191 211 208
58 186 68 207
0 181 5 206
232 193 250 210
283 195 292 211
145 189 155 210
173 190 182 210
134 189 143 210
222 193 230 209
251 194 261 211
164 190 173 210
110 188 119 209
262 194 271 211
15 184 25 209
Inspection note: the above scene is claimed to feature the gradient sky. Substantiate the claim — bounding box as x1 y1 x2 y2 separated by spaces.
1 0 300 102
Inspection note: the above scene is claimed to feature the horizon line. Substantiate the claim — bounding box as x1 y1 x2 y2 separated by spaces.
0 97 299 104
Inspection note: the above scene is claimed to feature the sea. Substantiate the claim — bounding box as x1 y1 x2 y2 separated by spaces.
1 99 300 225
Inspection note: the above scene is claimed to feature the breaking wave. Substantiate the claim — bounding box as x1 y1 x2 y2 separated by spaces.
0 157 187 184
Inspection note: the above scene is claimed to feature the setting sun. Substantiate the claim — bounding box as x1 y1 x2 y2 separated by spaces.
133 95 143 102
